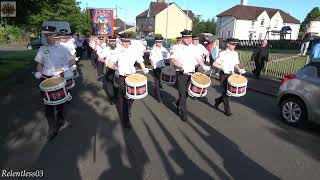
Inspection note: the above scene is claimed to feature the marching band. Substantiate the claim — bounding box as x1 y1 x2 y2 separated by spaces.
34 26 247 141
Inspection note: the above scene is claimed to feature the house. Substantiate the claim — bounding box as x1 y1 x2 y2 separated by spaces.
136 0 194 39
309 16 320 36
114 18 134 34
216 0 300 40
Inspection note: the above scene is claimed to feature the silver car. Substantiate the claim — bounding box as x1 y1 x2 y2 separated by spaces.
277 62 320 126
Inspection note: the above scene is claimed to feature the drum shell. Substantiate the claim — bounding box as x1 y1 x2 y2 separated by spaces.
188 73 211 98
125 74 148 100
39 78 71 105
226 75 248 97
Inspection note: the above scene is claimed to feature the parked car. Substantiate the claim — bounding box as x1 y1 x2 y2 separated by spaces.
27 38 42 50
277 62 320 126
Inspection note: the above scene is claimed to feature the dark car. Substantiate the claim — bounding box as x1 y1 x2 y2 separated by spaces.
27 38 42 50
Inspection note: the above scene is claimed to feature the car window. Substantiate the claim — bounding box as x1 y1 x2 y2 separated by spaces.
297 66 318 78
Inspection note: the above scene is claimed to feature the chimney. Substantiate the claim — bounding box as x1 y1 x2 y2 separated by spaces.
241 0 248 5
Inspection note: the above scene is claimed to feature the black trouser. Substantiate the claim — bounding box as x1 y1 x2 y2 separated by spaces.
119 76 134 124
91 49 96 67
97 61 105 76
253 61 265 78
103 68 118 100
215 71 231 113
86 45 91 58
176 71 191 119
39 77 65 132
152 68 162 100
76 47 83 59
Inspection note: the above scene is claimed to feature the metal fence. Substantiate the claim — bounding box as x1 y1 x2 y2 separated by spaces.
239 51 310 79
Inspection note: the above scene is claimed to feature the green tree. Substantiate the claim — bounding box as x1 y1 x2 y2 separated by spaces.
301 7 320 32
192 16 216 35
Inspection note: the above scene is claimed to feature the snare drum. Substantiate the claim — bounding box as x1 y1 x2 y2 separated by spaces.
64 70 75 90
125 74 148 99
39 77 72 105
188 72 211 97
161 66 176 85
226 74 248 97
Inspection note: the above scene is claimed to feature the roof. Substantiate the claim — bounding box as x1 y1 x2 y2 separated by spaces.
217 5 300 24
114 18 134 33
312 16 320 21
136 2 193 20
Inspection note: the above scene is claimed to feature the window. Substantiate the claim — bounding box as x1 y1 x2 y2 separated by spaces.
249 33 253 40
259 33 262 39
297 66 318 78
261 18 265 26
274 20 279 28
221 31 224 37
228 30 231 37
251 21 255 27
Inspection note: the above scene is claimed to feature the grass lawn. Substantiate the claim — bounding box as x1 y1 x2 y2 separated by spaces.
0 50 37 62
0 50 37 82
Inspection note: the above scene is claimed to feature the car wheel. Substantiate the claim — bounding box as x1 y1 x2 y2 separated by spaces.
280 97 307 126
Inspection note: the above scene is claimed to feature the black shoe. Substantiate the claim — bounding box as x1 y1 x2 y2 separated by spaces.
157 96 162 103
224 112 232 116
123 122 132 129
180 114 188 122
47 130 58 141
213 99 219 109
175 102 181 114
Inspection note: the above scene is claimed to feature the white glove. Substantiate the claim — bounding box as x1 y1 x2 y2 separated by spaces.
143 68 149 74
75 57 79 61
238 68 246 74
62 65 69 71
70 64 77 71
202 65 211 71
129 66 136 74
64 70 74 79
34 72 42 79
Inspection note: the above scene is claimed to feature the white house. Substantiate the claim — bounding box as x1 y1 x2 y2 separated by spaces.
216 1 301 40
309 16 320 36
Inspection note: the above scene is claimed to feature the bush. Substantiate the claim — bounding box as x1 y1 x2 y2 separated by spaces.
0 23 25 44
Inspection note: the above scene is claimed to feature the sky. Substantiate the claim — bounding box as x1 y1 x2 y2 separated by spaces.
79 0 320 25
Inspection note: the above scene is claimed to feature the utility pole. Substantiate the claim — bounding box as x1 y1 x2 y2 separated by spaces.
116 4 117 30
165 2 169 42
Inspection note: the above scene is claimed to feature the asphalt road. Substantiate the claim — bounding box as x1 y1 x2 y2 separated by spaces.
1 57 320 180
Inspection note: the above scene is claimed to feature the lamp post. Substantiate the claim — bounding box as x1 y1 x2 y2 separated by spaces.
165 1 169 42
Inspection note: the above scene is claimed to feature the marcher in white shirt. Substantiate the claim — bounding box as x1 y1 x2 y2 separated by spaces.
75 33 84 59
102 35 119 105
34 25 74 141
170 30 210 121
212 38 245 116
107 33 149 129
97 39 107 78
149 35 170 103
191 34 209 72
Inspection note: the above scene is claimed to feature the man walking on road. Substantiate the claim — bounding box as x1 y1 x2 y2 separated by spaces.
251 39 269 79
299 27 311 56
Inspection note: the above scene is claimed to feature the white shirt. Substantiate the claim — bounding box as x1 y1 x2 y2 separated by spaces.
35 44 73 76
170 44 200 73
75 37 84 47
60 41 76 56
104 47 118 65
150 46 170 69
215 49 240 74
191 44 209 65
114 45 144 76
131 39 146 57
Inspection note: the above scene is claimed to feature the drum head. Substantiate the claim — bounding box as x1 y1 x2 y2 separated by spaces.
191 73 210 85
40 77 65 88
228 75 247 85
126 74 147 84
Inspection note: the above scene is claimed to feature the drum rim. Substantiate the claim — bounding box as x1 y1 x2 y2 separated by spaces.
43 93 71 105
191 72 211 88
125 74 147 86
65 79 75 89
126 91 148 99
228 75 248 86
39 78 67 91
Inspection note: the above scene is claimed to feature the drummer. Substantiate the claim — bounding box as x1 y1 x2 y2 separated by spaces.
34 25 74 141
101 35 118 105
170 30 210 121
212 38 245 116
107 33 149 128
191 34 209 72
149 34 170 103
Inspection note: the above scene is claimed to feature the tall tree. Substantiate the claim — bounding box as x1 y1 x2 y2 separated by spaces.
301 7 320 32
